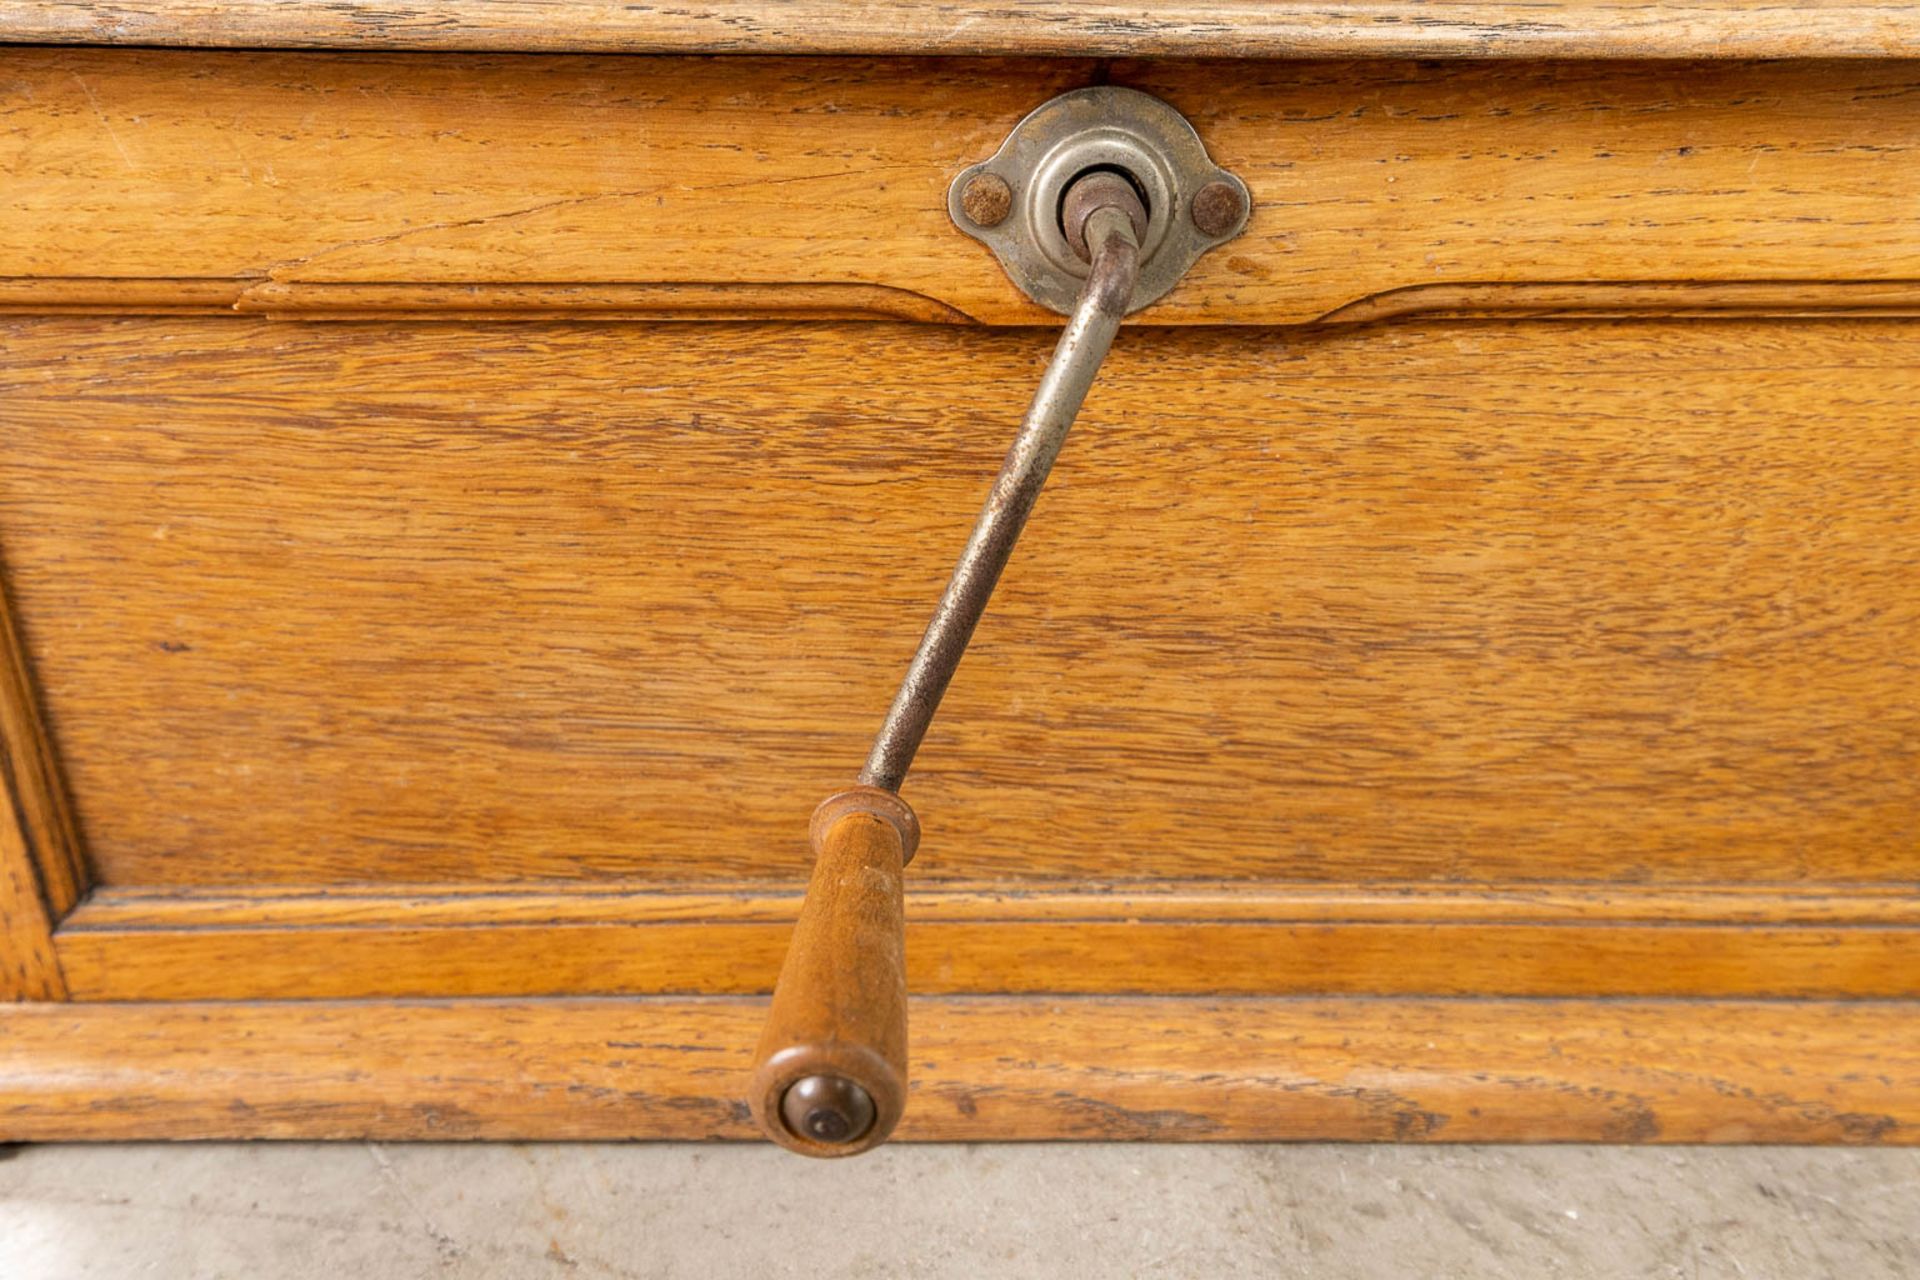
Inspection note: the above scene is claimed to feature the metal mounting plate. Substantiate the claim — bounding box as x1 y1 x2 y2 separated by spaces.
947 87 1251 316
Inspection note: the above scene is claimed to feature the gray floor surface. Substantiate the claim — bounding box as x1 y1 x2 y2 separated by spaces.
1 1142 1916 1278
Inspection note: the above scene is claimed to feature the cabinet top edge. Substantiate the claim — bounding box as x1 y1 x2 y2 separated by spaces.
2 1 1917 61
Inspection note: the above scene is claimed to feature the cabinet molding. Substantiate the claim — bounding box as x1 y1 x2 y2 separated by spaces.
7 53 1920 326
2 1 1918 60
10 277 1920 325
53 881 1920 1002
2 996 1916 1143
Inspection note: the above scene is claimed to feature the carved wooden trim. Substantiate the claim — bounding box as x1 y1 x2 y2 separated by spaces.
2 996 1916 1142
7 276 1920 326
233 280 976 324
8 54 1920 327
1319 281 1920 324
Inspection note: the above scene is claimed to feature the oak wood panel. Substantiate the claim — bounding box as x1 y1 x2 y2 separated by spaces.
55 913 1920 1001
56 879 1920 999
3 997 1917 1142
0 277 245 317
3 1 1918 60
7 52 1920 325
4 315 1917 887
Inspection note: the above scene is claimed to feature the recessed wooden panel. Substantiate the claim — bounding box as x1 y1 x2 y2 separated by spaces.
2 315 1916 887
5 51 1920 324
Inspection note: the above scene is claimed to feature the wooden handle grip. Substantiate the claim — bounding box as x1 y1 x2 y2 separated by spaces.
748 786 919 1157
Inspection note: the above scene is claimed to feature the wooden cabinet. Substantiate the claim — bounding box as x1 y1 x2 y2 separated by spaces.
3 4 1918 1144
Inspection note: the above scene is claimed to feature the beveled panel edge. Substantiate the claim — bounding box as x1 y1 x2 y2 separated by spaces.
2 996 1916 1143
67 879 1920 929
7 277 1920 326
1319 280 1920 324
0 278 978 324
53 881 1920 1002
0 561 85 1000
1 1 1917 60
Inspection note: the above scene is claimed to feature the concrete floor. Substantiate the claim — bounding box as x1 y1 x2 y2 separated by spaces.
1 1143 1916 1278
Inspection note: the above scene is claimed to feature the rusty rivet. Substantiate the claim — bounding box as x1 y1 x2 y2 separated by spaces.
960 172 1013 227
781 1075 875 1145
1191 180 1246 237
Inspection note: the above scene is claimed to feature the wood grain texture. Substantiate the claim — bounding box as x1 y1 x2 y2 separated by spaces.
3 996 1917 1143
0 278 975 324
4 315 1916 889
7 52 1920 325
3 1 1918 59
3 29 1916 1140
0 572 82 1000
1318 281 1920 325
54 899 1920 1001
56 882 1920 1001
72 881 1920 928
13 278 1920 325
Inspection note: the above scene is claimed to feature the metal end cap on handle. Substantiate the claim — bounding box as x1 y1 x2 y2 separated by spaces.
750 1042 905 1158
781 1074 877 1144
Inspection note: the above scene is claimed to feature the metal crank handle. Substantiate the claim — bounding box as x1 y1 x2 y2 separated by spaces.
747 174 1145 1157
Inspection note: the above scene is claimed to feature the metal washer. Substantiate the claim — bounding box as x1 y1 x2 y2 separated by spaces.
948 86 1251 315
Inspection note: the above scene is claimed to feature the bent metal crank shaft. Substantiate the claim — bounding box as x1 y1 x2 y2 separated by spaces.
746 85 1250 1158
